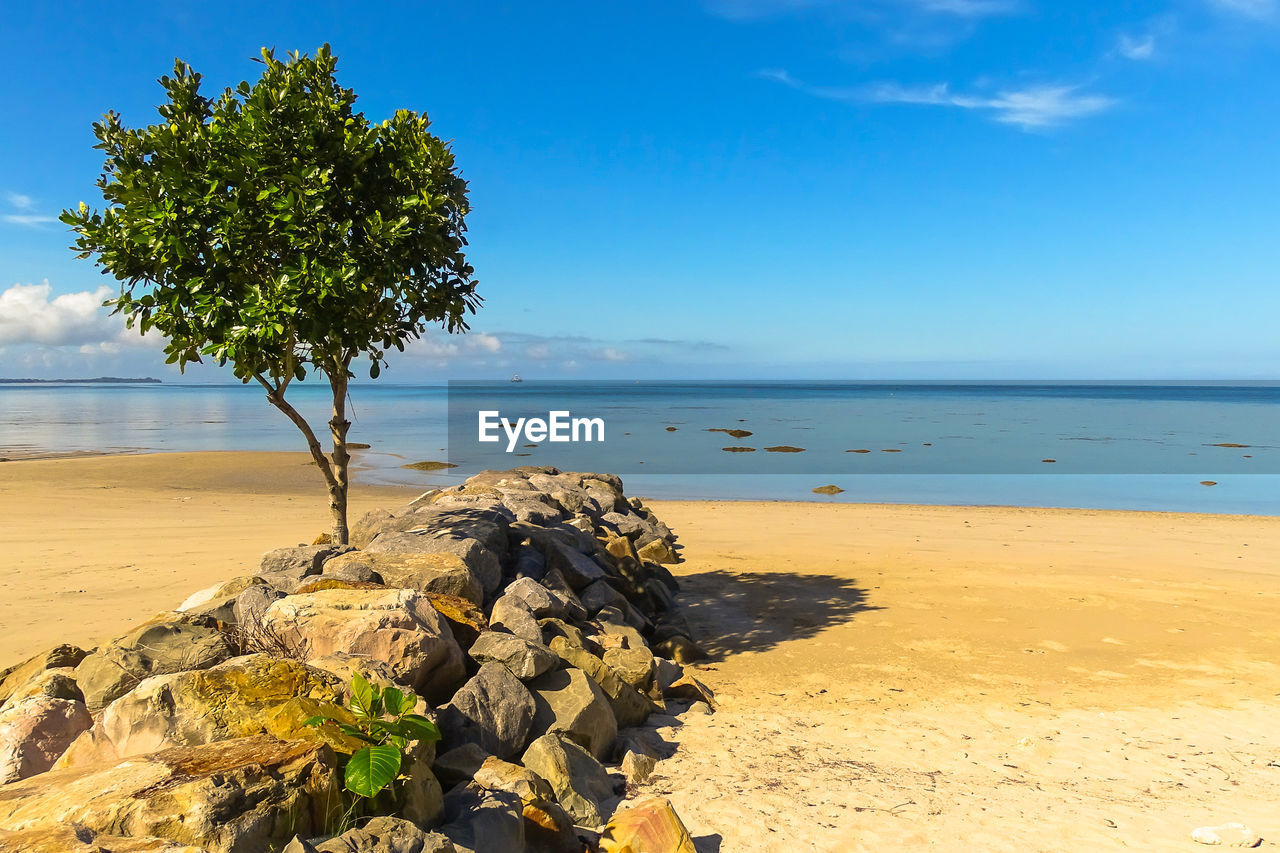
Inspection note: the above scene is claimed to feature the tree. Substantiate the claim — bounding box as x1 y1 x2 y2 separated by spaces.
62 45 479 544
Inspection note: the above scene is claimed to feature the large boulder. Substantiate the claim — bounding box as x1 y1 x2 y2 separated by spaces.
520 733 615 829
440 785 524 853
366 533 501 597
258 544 355 585
425 594 488 650
468 633 558 681
0 827 208 852
598 797 697 853
177 576 269 623
74 613 236 710
548 639 655 729
489 595 542 645
0 696 92 783
437 663 535 760
57 655 351 768
322 552 483 606
471 757 578 852
0 645 89 709
526 667 617 760
315 816 456 852
501 578 566 620
602 647 656 693
0 735 341 853
261 589 465 703
541 540 608 591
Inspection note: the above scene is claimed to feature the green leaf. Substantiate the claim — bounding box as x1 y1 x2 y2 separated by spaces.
382 686 409 717
397 714 441 743
349 671 374 718
302 715 329 728
344 744 402 798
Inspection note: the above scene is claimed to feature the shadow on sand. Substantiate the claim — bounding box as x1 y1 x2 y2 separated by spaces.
674 569 879 657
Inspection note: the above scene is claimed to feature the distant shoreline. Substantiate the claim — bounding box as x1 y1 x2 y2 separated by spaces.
0 377 162 384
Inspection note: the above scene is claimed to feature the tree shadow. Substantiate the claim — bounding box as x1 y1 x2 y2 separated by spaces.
675 570 880 657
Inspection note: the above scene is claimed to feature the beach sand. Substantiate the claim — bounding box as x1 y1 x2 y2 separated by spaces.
2 453 1278 850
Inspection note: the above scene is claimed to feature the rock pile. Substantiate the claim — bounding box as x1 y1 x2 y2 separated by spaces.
0 467 709 853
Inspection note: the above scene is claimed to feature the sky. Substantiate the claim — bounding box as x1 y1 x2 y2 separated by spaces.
1 0 1278 381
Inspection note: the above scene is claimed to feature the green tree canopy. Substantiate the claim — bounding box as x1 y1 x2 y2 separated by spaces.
62 44 479 543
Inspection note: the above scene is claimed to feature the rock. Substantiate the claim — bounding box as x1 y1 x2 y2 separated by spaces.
232 584 286 626
527 667 617 760
653 636 705 665
74 613 236 710
440 784 524 853
400 742 447 829
57 654 349 768
425 594 488 650
320 559 384 586
502 578 566 619
0 827 209 852
433 743 491 788
812 484 845 495
305 652 402 694
437 662 536 760
322 552 483 606
366 533 501 598
536 569 590 622
579 580 628 615
520 733 615 829
620 750 656 785
603 647 656 692
177 576 267 622
490 594 543 644
683 701 713 716
549 640 654 729
512 545 547 581
0 696 92 783
663 674 717 709
543 539 608 590
262 589 465 703
0 645 88 709
539 622 601 660
598 797 697 853
0 735 341 853
259 544 354 582
315 816 457 852
469 633 559 681
1191 823 1261 847
636 538 678 565
468 755 585 850
293 578 387 595
1 669 82 707
595 607 648 650
651 658 682 695
599 511 648 540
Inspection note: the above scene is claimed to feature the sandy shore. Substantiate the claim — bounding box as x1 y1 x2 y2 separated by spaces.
2 453 1278 850
641 500 1280 851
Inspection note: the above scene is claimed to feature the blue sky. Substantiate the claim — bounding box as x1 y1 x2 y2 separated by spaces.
1 0 1278 380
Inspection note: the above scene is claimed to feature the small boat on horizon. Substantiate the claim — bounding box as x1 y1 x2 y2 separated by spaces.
510 373 523 383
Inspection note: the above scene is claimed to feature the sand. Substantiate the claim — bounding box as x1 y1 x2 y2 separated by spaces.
2 453 1278 850
0 452 417 661
640 500 1280 851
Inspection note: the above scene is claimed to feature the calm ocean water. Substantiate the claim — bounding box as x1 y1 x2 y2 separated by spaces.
1 381 1277 514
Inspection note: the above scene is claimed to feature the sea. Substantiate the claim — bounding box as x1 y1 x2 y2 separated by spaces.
2 381 1277 515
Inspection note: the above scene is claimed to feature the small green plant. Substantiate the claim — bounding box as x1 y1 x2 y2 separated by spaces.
305 672 440 799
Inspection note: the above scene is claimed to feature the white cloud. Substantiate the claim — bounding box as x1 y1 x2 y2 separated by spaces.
1116 33 1156 60
595 347 632 362
706 0 1016 20
2 214 57 227
1207 0 1277 18
470 333 502 353
765 71 1117 129
5 192 34 209
871 82 1118 128
0 282 119 346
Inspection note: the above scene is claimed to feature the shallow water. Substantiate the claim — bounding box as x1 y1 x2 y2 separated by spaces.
2 381 1276 514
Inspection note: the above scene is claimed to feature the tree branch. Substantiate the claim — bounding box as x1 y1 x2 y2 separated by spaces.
253 371 337 489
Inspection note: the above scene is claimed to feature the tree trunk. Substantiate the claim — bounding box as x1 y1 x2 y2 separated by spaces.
328 372 351 546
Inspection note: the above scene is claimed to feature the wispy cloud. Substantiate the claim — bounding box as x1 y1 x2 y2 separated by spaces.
705 0 1016 20
2 191 56 227
764 70 1117 129
1116 33 1157 60
1206 0 1277 19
